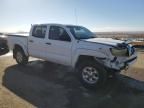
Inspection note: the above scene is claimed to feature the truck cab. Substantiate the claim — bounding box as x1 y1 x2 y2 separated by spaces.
28 24 74 66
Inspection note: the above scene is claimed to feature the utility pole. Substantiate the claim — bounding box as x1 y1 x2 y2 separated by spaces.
74 8 78 25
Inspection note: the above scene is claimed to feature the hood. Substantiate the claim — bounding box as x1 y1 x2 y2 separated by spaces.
81 38 125 47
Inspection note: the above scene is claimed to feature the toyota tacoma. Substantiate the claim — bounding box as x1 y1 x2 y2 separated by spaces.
7 24 137 89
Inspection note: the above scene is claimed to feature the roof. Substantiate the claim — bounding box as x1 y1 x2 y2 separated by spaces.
32 23 82 27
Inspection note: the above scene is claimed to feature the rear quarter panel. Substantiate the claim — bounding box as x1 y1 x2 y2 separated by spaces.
7 35 28 56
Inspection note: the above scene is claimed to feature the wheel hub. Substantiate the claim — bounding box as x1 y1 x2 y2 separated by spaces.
82 66 99 84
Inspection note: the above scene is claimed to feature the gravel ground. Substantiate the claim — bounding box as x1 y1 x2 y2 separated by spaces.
0 52 144 108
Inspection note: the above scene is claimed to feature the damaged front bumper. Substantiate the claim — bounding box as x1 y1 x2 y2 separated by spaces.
97 52 137 72
108 53 137 72
120 56 137 70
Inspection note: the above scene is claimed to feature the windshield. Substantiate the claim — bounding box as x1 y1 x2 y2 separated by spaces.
67 26 95 39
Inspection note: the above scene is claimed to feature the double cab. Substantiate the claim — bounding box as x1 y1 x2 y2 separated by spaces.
7 24 137 89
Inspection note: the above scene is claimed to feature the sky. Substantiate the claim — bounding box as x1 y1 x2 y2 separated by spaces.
0 0 144 32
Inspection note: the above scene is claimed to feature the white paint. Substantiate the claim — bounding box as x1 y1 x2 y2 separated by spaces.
7 23 137 71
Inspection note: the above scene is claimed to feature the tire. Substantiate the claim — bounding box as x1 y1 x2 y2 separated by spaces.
77 60 107 89
14 48 28 65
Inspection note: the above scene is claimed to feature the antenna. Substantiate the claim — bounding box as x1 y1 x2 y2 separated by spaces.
74 8 78 25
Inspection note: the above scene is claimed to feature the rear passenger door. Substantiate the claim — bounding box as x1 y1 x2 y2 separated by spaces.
46 25 72 66
28 25 47 58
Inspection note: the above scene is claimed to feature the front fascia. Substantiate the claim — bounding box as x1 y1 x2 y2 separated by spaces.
72 40 137 71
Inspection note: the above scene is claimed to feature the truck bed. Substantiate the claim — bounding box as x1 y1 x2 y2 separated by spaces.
7 33 28 53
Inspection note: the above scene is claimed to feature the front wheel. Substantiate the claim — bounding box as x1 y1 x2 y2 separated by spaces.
14 48 28 65
77 61 107 89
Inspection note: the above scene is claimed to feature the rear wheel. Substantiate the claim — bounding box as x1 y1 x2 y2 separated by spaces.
77 60 107 89
14 48 28 65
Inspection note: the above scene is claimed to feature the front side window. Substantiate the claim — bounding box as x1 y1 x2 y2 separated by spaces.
32 25 47 38
49 26 71 42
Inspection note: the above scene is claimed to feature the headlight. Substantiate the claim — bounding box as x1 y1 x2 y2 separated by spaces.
110 48 128 57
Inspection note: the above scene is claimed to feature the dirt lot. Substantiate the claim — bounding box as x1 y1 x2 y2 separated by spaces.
0 51 144 108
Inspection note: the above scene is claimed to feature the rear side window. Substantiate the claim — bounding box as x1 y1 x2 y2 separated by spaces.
32 25 47 38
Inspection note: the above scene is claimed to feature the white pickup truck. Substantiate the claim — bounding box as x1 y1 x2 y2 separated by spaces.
7 24 137 89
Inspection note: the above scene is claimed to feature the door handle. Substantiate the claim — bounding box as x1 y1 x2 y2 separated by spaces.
29 40 34 43
45 42 51 45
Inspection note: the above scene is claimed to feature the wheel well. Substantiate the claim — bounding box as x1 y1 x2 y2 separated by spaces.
75 55 95 68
